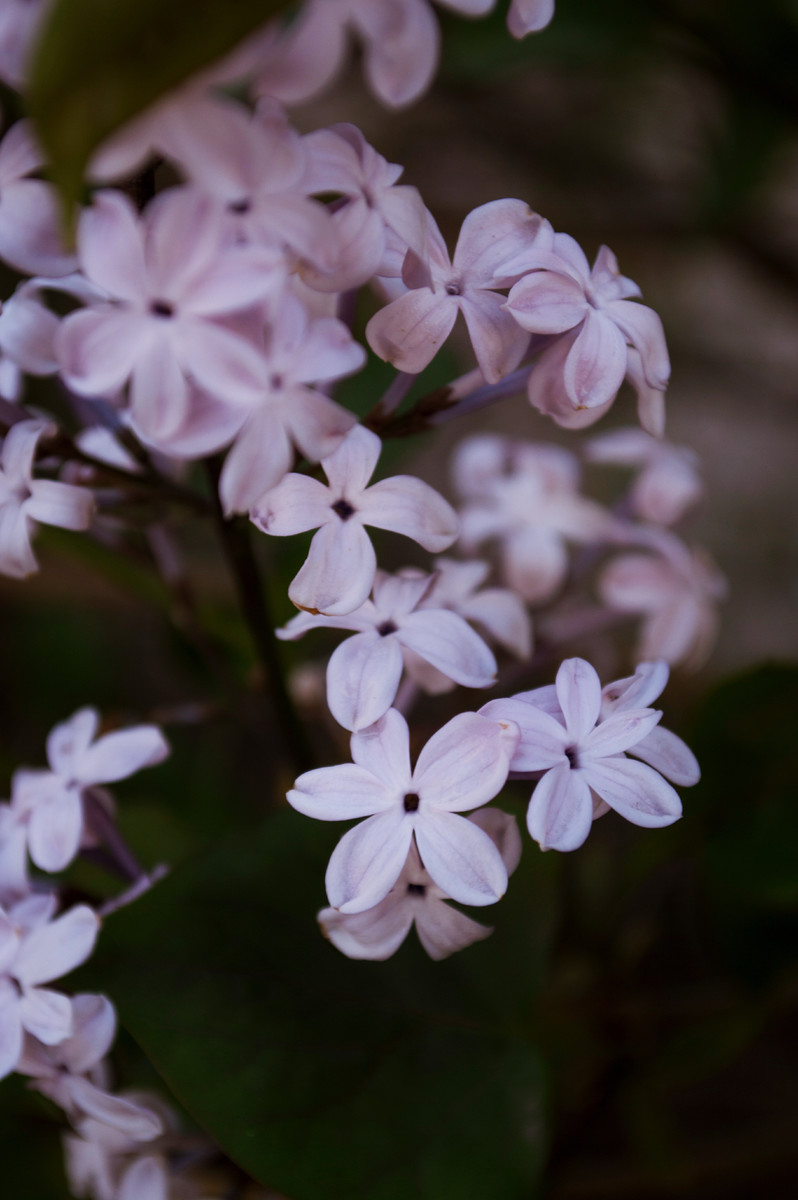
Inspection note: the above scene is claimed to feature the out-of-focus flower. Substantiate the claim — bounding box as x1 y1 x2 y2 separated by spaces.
585 427 702 525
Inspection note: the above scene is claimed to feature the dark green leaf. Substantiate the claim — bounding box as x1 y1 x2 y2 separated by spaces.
29 0 294 216
83 807 556 1198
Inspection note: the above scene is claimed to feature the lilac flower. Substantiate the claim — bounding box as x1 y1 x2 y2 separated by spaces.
288 707 520 913
319 807 522 960
0 419 95 579
505 239 669 412
0 894 99 1078
599 536 727 669
218 292 363 515
278 568 497 731
481 657 682 851
367 200 549 383
57 189 281 442
18 993 164 1139
585 427 702 525
8 707 169 874
250 424 459 615
508 0 554 39
0 119 76 276
454 435 618 604
300 122 427 290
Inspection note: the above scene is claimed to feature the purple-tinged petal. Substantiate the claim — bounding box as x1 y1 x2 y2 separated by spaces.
250 473 332 537
583 708 661 759
414 712 518 812
289 519 377 616
453 199 545 285
288 763 394 820
62 994 117 1073
0 502 37 578
372 570 433 616
14 905 99 987
508 0 555 38
351 708 413 792
630 727 700 787
397 610 497 688
502 526 567 604
326 631 404 732
583 756 682 827
608 300 670 391
219 409 294 517
0 179 76 276
77 726 169 786
459 587 532 659
47 709 98 775
415 809 507 907
326 808 413 914
287 389 357 465
459 290 530 384
366 288 458 375
26 480 94 531
118 1157 168 1200
470 807 523 875
68 1077 164 1140
175 319 267 404
555 657 602 742
563 310 627 409
356 0 440 109
319 894 414 961
18 986 73 1044
527 764 594 851
479 697 566 771
57 308 154 398
321 423 381 494
1 417 49 486
361 475 459 552
601 661 670 713
505 271 587 333
130 334 189 442
416 898 492 959
78 191 148 301
27 787 83 872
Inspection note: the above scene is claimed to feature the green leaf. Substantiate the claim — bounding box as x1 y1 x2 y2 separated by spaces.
83 807 556 1198
28 0 293 217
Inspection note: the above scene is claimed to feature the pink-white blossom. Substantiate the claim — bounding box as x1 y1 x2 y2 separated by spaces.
278 568 497 730
0 119 76 276
0 894 99 1078
0 418 94 580
454 435 618 604
600 661 700 787
367 200 548 383
319 807 522 959
7 707 169 874
506 240 669 415
288 707 520 913
57 189 281 442
481 657 682 851
599 535 726 669
250 424 459 615
585 427 702 525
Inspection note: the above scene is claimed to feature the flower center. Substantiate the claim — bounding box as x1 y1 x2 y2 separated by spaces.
565 745 580 769
377 620 397 637
406 882 426 896
229 197 252 215
331 499 355 521
403 792 420 813
445 281 461 296
149 299 174 318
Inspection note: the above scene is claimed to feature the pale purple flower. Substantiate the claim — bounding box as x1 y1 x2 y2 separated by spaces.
505 240 669 412
163 95 336 270
278 568 497 731
56 189 281 442
8 707 169 874
300 122 427 290
0 118 76 276
319 807 522 960
454 436 618 604
288 707 520 913
18 993 164 1139
0 894 99 1078
585 427 702 525
250 423 459 615
599 537 727 669
0 0 52 89
366 200 550 383
0 418 95 580
481 657 682 851
218 292 363 515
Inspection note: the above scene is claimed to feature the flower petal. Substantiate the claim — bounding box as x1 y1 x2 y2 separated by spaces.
555 657 602 742
289 519 377 616
630 726 700 787
326 808 413 914
326 631 404 732
414 898 492 960
362 475 459 552
288 764 393 820
414 808 508 907
319 893 414 961
250 473 332 536
366 288 457 374
14 905 99 987
479 696 567 770
350 708 413 791
414 711 518 812
397 610 497 688
583 756 683 827
527 764 593 851
563 309 627 409
76 726 169 786
19 986 73 1044
27 787 83 872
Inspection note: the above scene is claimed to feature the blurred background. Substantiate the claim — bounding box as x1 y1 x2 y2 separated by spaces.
1 1 797 1197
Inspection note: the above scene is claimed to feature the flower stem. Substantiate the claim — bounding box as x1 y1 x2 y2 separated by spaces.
204 459 315 777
